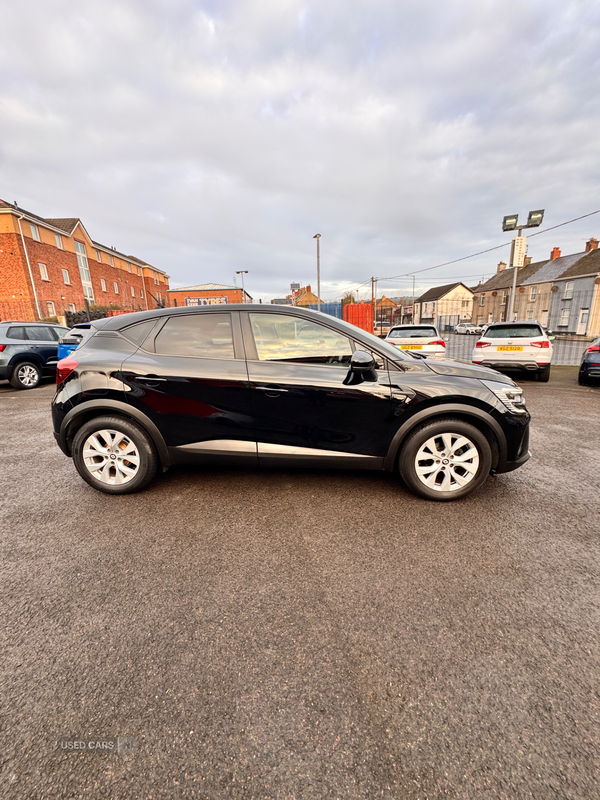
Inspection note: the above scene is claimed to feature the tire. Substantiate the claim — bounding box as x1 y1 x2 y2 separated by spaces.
72 415 159 495
398 418 493 501
578 373 587 386
9 361 42 390
536 368 550 383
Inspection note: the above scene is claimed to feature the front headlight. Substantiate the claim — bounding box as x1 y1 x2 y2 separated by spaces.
481 379 527 415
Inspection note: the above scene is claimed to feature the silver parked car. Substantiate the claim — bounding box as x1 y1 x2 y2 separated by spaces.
455 322 483 335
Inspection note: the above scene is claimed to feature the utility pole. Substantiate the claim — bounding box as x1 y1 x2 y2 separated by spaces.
313 234 321 311
235 270 248 304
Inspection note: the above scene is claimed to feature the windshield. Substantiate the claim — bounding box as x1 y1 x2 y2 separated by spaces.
485 324 543 339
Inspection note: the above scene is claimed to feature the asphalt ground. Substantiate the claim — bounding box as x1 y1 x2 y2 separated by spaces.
1 367 599 800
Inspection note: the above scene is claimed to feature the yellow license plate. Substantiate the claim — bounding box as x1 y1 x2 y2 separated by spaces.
497 346 523 351
401 344 423 350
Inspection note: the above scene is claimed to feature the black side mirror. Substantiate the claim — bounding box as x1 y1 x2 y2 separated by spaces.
343 350 378 385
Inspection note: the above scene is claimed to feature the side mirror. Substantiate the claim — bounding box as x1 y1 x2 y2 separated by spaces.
343 350 378 385
548 335 556 341
443 336 449 342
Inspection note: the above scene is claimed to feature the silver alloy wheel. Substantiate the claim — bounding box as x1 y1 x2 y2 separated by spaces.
17 364 39 387
82 429 141 486
414 432 480 493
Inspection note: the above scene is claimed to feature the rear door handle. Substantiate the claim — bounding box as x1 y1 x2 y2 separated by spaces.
137 375 167 384
255 384 289 395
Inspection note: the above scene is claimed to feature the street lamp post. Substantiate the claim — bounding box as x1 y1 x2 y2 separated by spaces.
313 234 321 312
502 210 544 322
235 270 249 304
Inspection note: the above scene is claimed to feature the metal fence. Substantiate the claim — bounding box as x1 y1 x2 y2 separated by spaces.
445 333 593 366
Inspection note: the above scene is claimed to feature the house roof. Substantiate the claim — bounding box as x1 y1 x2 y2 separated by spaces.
520 252 585 285
168 283 237 292
416 282 472 303
44 218 80 234
474 260 548 292
558 247 600 279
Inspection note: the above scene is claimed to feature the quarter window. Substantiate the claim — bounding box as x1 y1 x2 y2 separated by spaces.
7 326 27 340
154 314 235 359
39 263 49 281
249 313 353 365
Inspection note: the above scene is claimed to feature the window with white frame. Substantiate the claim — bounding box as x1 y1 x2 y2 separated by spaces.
526 310 533 320
39 263 49 281
114 282 119 294
477 315 483 325
559 308 570 326
30 223 40 241
55 234 63 249
501 291 508 305
109 254 114 267
127 263 131 272
530 286 537 300
101 278 107 292
74 241 94 302
140 288 144 298
130 285 135 297
95 249 102 261
62 269 71 285
46 301 55 316
479 294 485 306
541 310 549 326
563 281 574 299
68 303 76 312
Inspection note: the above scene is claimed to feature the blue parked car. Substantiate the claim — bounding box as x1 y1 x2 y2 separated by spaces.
57 323 93 361
578 337 600 385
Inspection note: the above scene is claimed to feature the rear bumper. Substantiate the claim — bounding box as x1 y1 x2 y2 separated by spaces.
473 360 550 374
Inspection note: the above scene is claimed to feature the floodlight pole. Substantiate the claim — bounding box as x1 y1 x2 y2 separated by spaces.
236 270 248 304
313 234 321 312
507 228 523 322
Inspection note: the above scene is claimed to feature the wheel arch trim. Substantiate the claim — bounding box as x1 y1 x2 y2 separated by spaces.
384 403 507 471
60 400 171 466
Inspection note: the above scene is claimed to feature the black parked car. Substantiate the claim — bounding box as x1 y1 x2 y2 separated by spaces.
0 321 70 389
52 306 531 501
578 338 600 385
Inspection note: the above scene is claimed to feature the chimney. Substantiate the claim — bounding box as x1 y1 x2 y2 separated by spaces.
524 256 532 266
497 261 506 273
550 247 561 260
585 238 598 253
306 284 311 293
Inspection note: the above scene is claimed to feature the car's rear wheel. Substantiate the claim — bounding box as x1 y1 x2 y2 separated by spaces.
10 361 42 390
399 418 492 501
72 415 158 494
536 368 550 383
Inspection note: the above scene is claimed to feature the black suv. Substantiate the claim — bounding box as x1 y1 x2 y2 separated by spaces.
0 321 70 389
52 306 531 501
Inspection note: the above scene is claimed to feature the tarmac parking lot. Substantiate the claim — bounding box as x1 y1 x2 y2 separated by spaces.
1 368 599 799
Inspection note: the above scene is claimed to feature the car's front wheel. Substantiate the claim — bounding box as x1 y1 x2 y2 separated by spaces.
399 418 492 501
72 415 158 494
10 361 41 390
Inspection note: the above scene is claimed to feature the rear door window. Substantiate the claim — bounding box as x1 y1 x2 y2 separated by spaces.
486 325 543 339
25 326 55 341
154 314 235 359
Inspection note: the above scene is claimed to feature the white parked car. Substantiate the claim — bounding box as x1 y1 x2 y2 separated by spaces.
472 321 553 382
455 322 483 335
385 324 447 356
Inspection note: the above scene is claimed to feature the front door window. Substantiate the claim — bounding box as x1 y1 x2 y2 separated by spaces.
249 313 352 366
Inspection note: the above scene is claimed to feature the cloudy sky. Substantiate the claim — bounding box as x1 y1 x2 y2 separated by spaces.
1 0 599 301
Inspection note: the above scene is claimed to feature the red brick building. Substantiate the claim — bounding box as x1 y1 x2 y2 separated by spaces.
0 199 170 322
167 283 252 307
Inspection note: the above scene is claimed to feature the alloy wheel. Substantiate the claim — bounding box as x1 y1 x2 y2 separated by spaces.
17 364 39 387
414 432 480 493
82 429 141 486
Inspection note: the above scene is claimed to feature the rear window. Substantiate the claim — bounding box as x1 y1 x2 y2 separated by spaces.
154 313 234 359
485 324 543 339
6 326 26 340
389 327 437 338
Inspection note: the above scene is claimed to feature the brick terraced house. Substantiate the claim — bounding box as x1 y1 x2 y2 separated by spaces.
0 200 170 322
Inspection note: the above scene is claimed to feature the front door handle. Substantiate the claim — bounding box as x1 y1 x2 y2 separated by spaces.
255 384 289 396
137 375 167 385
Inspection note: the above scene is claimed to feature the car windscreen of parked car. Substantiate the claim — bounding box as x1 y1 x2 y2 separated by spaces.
485 324 544 339
389 326 438 338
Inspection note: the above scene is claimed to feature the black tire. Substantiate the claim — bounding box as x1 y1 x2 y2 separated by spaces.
578 373 587 386
72 415 159 495
398 418 493 501
536 368 550 383
9 361 42 390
